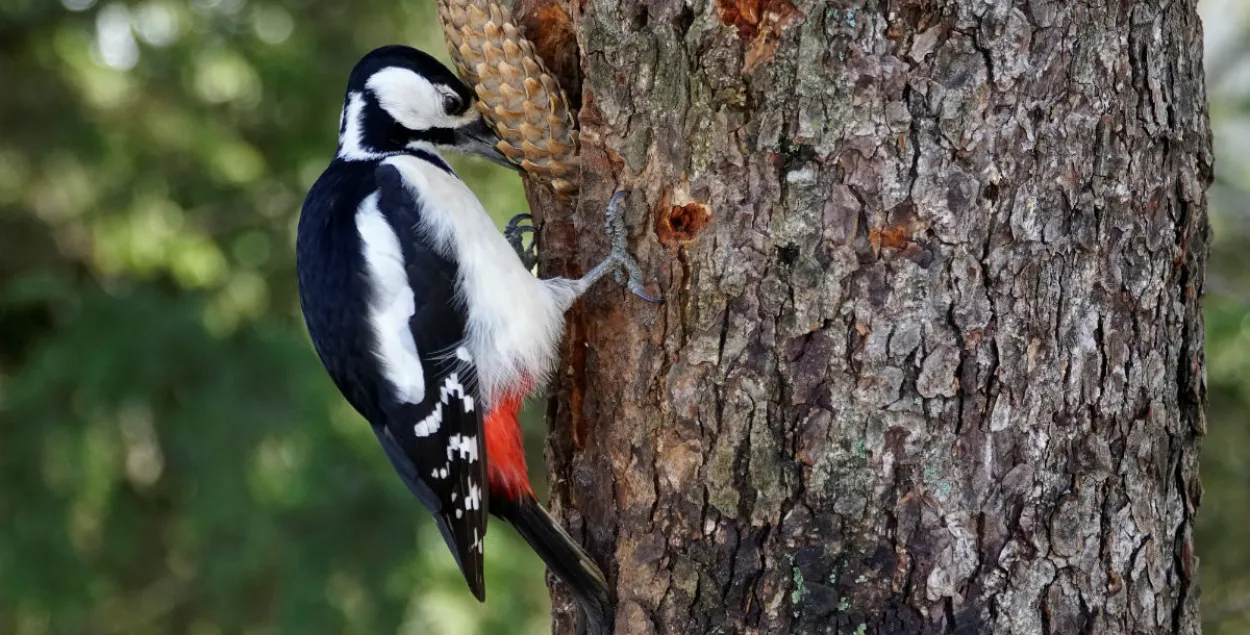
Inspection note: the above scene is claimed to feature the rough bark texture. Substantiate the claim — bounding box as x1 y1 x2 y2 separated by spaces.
518 0 1212 633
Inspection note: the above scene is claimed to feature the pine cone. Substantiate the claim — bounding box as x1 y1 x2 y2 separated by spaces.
437 0 580 199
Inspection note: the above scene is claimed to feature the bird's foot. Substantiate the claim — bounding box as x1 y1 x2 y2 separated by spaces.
589 191 661 303
505 213 537 271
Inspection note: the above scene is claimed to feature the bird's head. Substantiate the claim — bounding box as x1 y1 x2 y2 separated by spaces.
336 45 517 169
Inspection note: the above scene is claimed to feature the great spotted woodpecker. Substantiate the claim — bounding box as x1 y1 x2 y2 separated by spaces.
296 45 655 634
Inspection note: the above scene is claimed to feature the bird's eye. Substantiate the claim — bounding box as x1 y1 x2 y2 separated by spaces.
442 93 462 113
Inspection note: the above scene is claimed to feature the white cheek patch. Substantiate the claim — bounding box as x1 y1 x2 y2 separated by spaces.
356 192 425 404
366 67 468 131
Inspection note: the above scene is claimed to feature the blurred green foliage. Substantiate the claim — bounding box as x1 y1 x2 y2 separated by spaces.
2 1 1248 634
0 1 543 634
1199 2 1250 633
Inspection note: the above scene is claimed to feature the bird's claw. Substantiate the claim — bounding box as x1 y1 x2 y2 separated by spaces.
505 213 538 271
604 192 661 304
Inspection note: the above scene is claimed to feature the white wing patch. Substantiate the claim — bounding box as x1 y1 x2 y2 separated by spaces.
356 192 424 404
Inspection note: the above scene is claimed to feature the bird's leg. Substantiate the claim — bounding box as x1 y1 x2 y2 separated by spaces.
504 213 537 271
569 191 661 303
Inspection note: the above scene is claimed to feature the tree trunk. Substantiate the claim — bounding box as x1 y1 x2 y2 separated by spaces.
520 0 1211 633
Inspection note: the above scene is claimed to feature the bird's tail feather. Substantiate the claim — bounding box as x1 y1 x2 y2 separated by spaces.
499 495 611 635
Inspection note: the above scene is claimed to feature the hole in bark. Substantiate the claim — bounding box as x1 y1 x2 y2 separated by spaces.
718 0 795 40
983 182 1000 202
657 202 712 246
716 0 759 39
676 4 695 35
781 140 818 173
630 4 649 30
778 243 800 266
903 243 934 268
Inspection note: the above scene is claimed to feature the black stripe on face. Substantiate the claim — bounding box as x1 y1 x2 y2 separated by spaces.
412 127 457 146
389 123 456 146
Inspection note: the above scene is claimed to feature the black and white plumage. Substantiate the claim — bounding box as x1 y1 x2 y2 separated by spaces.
296 45 654 622
300 151 493 596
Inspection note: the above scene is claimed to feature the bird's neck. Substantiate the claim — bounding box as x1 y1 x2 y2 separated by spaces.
336 91 407 161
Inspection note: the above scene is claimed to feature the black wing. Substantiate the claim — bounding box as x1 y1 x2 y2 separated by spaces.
372 163 489 601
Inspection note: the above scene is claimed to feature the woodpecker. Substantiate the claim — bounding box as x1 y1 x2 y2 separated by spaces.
296 45 655 634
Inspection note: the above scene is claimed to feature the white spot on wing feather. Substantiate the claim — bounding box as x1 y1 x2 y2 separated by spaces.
414 413 440 438
445 433 478 464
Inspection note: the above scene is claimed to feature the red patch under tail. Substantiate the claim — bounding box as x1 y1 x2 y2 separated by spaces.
484 391 534 501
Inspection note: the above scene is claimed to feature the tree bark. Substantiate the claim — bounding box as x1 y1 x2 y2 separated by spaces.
520 0 1211 633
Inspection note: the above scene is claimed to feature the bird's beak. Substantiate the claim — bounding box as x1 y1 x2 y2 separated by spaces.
453 117 522 171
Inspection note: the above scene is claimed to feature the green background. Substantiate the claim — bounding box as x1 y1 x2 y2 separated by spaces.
0 1 1246 633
